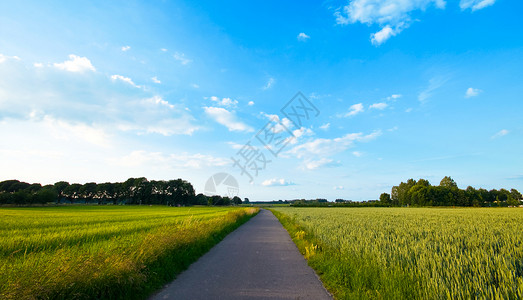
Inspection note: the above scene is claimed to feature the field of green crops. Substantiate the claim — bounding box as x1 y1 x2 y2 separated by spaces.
271 207 523 299
0 206 258 299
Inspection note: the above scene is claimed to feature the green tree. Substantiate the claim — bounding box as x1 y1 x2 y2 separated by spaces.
232 196 242 205
439 176 458 189
379 193 391 205
54 181 70 203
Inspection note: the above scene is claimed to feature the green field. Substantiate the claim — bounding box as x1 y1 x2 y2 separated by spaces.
271 207 523 299
0 206 258 299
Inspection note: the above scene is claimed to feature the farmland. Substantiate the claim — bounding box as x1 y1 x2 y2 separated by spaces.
0 206 258 299
271 207 523 299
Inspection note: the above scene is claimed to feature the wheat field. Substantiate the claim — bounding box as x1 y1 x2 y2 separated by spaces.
272 207 523 299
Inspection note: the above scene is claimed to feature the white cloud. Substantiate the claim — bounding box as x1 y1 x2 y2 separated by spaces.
33 63 43 68
405 108 413 113
261 178 296 186
345 103 364 117
289 130 382 159
151 76 161 84
144 95 174 109
121 46 131 52
320 123 330 130
161 48 168 52
173 52 192 65
335 0 447 45
352 151 363 157
371 25 397 45
210 96 238 107
227 141 246 150
333 185 344 190
114 150 229 169
460 0 495 11
191 83 199 89
465 87 482 98
370 102 388 110
111 74 140 88
297 32 310 41
387 94 402 100
204 106 253 132
263 77 275 90
492 129 509 139
248 101 254 106
0 54 21 63
304 158 341 170
22 115 110 148
54 54 96 72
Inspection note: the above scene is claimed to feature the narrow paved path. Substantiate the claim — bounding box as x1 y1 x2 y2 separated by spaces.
150 209 332 300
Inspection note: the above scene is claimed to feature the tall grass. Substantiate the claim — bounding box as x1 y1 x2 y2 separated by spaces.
0 206 258 299
271 207 523 299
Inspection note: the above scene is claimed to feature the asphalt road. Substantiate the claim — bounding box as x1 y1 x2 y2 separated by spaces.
150 209 332 300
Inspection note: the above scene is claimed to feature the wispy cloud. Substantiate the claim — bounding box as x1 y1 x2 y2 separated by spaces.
370 102 388 110
345 103 364 117
335 0 446 45
297 32 310 41
319 123 330 130
113 150 229 169
334 0 496 45
173 52 192 65
387 94 402 101
263 77 275 90
304 158 341 170
121 46 131 52
460 0 496 11
418 76 448 102
465 87 482 98
262 178 296 186
248 101 254 106
54 54 96 72
492 129 509 139
209 96 238 107
111 74 140 88
204 106 253 132
333 185 344 190
0 54 21 63
151 76 161 84
289 130 382 159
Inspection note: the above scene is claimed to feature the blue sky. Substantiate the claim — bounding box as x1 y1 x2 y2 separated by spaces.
0 0 522 201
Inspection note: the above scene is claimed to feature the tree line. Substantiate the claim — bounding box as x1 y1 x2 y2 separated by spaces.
380 176 522 207
0 178 242 206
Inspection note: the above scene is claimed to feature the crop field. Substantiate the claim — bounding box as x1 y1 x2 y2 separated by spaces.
0 206 258 299
271 207 523 299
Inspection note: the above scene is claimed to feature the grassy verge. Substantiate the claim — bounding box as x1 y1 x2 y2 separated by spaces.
0 206 259 299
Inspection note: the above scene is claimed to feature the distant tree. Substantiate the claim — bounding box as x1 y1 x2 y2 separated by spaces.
80 182 98 204
64 183 82 203
510 189 522 201
439 176 458 189
54 181 70 203
33 188 57 204
379 193 391 205
244 197 250 204
417 179 431 187
195 193 208 206
232 196 242 205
